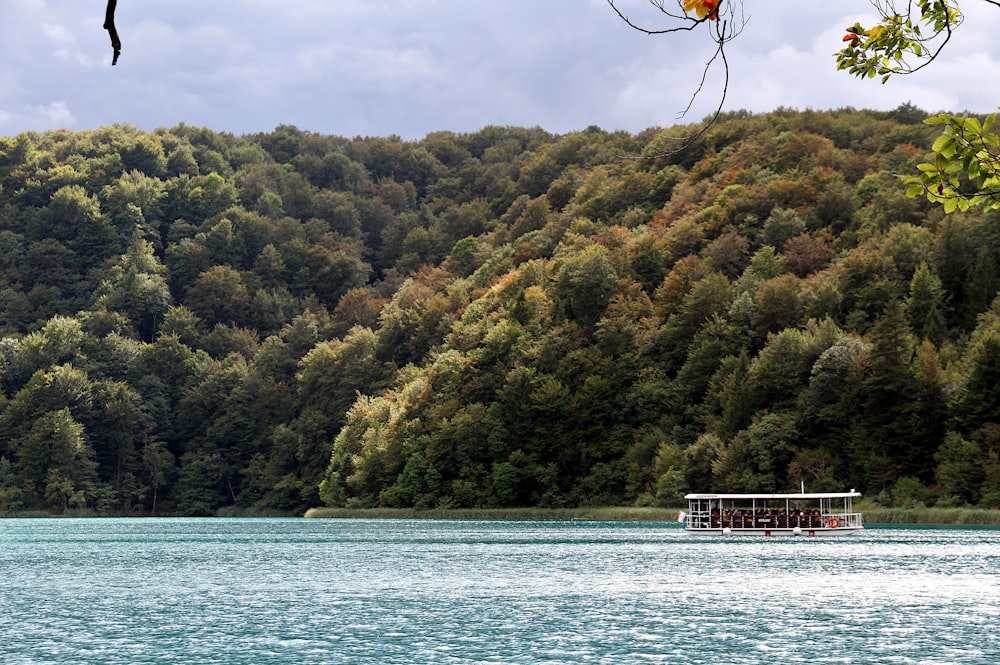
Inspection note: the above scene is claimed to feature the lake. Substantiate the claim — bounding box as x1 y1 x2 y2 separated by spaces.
1 518 997 664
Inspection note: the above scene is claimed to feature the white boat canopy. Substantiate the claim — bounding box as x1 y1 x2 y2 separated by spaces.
684 492 861 500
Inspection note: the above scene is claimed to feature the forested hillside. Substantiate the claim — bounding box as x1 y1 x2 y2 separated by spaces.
0 106 998 515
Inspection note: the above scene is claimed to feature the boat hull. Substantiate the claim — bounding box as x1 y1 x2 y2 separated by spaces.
685 526 863 537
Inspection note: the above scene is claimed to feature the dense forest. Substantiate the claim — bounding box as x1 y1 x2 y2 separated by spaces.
0 105 998 515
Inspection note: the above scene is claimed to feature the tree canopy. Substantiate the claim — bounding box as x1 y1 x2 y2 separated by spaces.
1 110 999 515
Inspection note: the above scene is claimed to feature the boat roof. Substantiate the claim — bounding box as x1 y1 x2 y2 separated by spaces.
684 492 861 500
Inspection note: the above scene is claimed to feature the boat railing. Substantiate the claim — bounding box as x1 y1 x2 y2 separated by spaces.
824 512 863 529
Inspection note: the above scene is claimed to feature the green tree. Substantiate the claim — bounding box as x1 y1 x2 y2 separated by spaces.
9 316 86 385
857 302 939 487
184 265 252 327
94 231 172 340
751 274 802 344
934 431 985 504
296 327 383 483
952 336 1000 433
44 185 103 244
906 262 948 345
960 248 999 330
761 208 805 249
743 328 811 413
14 408 97 510
552 245 619 334
141 440 175 515
174 450 230 516
185 172 238 223
102 170 165 234
0 456 25 513
684 432 723 492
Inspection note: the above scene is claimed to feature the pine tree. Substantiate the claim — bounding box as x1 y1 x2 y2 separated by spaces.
906 262 947 346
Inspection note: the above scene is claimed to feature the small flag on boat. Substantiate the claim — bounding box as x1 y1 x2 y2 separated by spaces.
677 511 687 523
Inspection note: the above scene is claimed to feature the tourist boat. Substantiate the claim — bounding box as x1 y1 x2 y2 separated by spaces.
681 491 863 536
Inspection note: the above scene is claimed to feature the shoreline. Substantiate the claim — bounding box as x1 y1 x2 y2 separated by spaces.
6 505 999 525
302 505 1000 525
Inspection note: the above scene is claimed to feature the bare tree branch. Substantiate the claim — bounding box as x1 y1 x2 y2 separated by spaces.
104 0 121 66
608 1 746 157
606 0 709 35
659 31 730 155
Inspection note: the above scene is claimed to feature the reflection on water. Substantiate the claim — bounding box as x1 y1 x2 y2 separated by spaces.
1 519 997 664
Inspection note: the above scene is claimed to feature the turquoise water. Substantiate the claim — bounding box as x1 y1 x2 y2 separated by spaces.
1 519 997 664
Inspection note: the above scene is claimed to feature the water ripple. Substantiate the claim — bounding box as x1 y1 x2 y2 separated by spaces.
1 519 998 664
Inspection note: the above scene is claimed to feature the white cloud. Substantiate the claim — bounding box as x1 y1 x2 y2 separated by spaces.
34 101 76 126
0 1 998 138
41 23 95 67
0 100 76 133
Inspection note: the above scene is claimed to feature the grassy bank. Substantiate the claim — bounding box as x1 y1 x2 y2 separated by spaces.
303 506 680 521
305 504 1000 525
855 503 1000 525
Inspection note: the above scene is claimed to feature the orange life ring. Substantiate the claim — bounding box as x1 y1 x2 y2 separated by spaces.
826 517 840 528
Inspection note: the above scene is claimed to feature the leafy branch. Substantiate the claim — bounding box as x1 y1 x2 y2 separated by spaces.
835 0 963 83
903 111 1000 212
832 1 1000 211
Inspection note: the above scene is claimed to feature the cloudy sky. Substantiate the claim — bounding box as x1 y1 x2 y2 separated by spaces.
2 0 999 140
